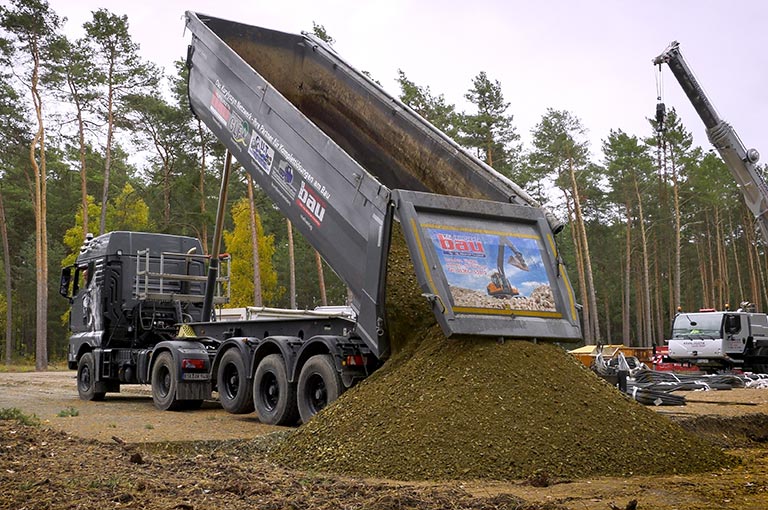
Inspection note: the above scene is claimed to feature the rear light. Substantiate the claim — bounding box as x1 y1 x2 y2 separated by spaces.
181 358 206 370
344 355 365 366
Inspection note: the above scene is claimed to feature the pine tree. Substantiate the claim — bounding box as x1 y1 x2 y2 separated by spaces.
462 71 521 180
83 9 157 235
1 0 63 370
530 109 598 343
396 70 461 140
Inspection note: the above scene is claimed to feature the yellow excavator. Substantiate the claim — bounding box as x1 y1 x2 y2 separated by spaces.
486 236 529 298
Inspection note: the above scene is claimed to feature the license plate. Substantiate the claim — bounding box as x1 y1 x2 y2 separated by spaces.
182 372 210 381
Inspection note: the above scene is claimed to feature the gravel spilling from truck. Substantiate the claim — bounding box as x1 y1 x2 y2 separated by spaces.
270 232 732 481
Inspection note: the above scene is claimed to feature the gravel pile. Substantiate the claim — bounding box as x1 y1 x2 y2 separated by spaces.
270 229 732 481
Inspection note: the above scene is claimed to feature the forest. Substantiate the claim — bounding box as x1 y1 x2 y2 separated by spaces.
1 0 765 368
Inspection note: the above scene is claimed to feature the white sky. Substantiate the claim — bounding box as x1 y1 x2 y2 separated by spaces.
46 0 768 163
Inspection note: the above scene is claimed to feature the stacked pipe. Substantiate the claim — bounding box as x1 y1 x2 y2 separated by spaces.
590 354 751 406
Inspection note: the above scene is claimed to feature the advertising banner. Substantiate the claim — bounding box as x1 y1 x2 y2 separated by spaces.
423 225 557 316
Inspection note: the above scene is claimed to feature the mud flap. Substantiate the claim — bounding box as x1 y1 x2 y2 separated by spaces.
176 381 212 401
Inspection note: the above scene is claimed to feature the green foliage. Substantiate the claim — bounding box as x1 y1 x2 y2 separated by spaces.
83 9 156 90
61 185 151 270
396 70 461 140
311 22 334 45
57 406 78 417
0 407 40 426
223 198 280 307
108 183 152 231
462 71 521 179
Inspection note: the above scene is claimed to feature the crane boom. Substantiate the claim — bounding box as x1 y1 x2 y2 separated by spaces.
653 41 768 242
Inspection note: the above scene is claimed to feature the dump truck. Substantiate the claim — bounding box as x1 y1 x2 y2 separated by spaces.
654 42 768 372
60 12 581 425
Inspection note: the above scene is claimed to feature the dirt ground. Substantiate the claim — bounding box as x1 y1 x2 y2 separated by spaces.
2 370 768 509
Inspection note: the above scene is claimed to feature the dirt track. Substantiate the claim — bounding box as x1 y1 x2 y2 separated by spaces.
2 370 768 509
0 370 282 443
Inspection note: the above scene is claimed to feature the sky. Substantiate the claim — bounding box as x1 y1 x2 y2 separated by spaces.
44 0 768 163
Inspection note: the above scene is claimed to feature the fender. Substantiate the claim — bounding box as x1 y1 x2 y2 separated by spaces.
148 339 212 383
67 331 104 369
211 337 259 387
293 335 372 387
252 336 300 381
293 335 344 380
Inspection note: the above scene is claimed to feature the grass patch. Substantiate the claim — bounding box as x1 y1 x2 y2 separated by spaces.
0 407 40 426
0 362 69 373
57 407 79 417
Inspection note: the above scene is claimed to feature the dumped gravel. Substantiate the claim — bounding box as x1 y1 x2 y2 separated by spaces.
271 229 732 481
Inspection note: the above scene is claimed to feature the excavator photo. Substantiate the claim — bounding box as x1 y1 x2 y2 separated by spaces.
486 236 529 298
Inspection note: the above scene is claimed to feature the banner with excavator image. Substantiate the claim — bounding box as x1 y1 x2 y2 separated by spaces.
423 227 557 315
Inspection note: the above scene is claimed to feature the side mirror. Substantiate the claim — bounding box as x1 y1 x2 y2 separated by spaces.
725 315 740 334
59 267 72 299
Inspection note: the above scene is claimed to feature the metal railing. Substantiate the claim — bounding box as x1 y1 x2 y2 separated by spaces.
135 250 230 304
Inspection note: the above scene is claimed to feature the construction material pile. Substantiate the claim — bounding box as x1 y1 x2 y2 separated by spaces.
271 232 732 481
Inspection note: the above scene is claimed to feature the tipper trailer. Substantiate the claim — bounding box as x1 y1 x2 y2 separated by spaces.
60 12 581 425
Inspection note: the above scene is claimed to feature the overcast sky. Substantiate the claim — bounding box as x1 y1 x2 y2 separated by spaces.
46 0 767 162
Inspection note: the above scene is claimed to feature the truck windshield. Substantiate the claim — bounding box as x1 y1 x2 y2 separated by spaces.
672 314 722 338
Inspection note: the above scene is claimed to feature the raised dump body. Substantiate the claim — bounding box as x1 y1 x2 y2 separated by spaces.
184 12 580 357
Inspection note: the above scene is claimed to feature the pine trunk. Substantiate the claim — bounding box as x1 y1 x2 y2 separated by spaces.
654 243 664 346
247 176 262 306
99 61 115 235
634 178 652 347
622 203 631 343
198 120 208 254
29 44 48 371
565 192 590 343
705 214 716 307
568 158 599 342
744 208 760 307
0 190 12 366
696 240 708 308
729 212 744 302
315 250 327 306
68 74 89 236
672 160 681 309
287 219 296 309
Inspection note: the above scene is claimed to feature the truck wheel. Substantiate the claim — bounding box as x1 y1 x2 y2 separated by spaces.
151 352 182 411
297 354 342 424
252 354 298 425
217 349 254 414
77 352 106 401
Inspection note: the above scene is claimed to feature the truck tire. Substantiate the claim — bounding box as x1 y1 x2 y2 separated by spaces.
77 352 106 401
253 354 298 425
151 352 182 411
297 354 342 424
217 349 254 414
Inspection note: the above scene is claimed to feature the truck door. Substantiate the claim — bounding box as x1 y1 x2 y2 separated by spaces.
69 261 103 335
723 313 747 355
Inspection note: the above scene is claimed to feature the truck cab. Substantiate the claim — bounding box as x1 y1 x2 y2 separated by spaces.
59 231 220 402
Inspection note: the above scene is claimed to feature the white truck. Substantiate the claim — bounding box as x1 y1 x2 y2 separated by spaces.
668 306 768 372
